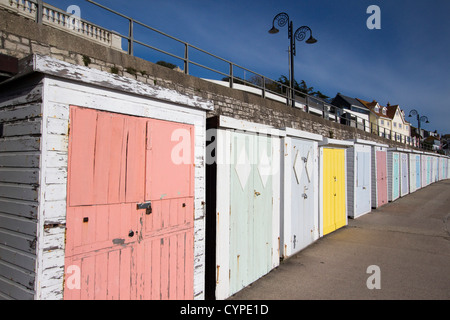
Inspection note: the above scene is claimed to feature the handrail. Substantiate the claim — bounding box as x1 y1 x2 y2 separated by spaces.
2 0 437 153
83 0 434 152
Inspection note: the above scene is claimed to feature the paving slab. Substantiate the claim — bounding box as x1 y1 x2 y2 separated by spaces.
228 180 450 300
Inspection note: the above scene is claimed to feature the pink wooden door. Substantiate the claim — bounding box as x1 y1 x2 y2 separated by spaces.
376 151 388 207
64 106 194 300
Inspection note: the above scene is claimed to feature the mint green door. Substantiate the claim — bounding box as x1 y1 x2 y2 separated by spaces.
229 131 273 296
393 153 400 200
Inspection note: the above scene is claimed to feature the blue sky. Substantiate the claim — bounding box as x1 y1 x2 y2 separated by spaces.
45 0 450 135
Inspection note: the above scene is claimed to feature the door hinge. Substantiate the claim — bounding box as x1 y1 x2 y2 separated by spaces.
137 201 152 215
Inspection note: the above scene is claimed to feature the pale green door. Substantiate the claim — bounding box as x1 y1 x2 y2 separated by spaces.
229 131 273 296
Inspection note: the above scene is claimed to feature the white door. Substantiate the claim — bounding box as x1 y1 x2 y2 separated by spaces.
355 147 371 216
290 138 317 254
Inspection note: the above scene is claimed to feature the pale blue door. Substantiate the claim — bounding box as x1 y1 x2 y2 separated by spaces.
415 155 421 189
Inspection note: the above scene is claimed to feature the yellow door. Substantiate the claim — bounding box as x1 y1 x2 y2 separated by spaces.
322 148 346 236
323 148 334 235
333 149 346 230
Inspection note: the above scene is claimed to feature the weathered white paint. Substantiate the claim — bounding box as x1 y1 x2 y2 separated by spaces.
34 75 208 300
281 128 322 258
0 78 43 300
345 139 377 219
212 116 282 300
214 128 231 300
29 55 214 111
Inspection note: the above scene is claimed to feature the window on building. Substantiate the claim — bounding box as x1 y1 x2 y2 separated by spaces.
394 122 397 128
399 123 402 129
380 119 384 125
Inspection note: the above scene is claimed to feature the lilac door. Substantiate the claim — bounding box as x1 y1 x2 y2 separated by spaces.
64 106 194 300
376 151 388 207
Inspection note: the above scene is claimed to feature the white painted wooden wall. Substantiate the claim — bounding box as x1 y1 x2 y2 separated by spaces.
1 55 213 300
0 77 43 300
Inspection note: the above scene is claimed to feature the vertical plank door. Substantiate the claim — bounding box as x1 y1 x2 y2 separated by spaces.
322 148 346 236
355 149 371 216
229 131 274 297
415 155 421 190
401 154 409 196
291 139 316 252
376 151 388 207
65 106 194 300
393 153 400 200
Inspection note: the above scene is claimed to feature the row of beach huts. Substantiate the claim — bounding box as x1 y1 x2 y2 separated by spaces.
205 116 450 300
1 55 449 300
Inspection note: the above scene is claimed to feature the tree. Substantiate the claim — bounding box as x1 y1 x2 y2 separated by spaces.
298 80 314 95
276 76 329 99
312 90 329 100
156 61 178 70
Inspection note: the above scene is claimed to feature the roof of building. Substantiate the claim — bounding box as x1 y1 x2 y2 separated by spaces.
334 93 367 109
357 98 390 119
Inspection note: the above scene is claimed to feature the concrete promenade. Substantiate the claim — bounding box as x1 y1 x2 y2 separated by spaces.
229 180 450 300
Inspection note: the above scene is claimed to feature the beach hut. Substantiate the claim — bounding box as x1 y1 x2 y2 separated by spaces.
280 128 322 258
206 116 282 300
421 153 428 187
432 155 438 183
439 156 445 181
387 149 400 202
371 143 389 209
446 157 450 179
0 55 211 300
400 150 410 197
427 154 432 185
409 150 422 193
318 138 353 236
445 158 448 179
345 139 377 218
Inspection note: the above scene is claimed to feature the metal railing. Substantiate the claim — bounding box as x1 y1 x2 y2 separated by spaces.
4 0 438 153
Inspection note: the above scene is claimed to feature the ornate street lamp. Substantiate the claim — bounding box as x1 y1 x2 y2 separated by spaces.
269 12 317 108
409 109 429 148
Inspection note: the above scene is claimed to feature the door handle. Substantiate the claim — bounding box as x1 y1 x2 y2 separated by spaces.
254 190 261 197
137 201 152 215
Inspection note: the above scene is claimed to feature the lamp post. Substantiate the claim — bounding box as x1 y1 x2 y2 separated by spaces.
269 12 317 108
409 109 429 148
